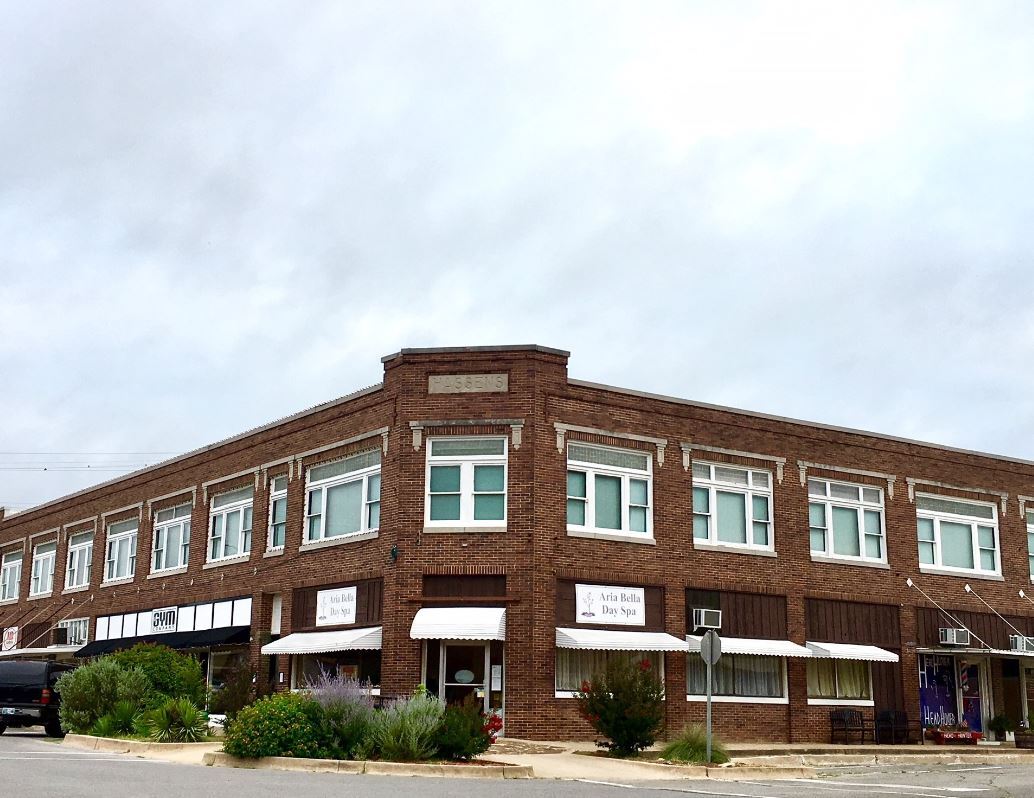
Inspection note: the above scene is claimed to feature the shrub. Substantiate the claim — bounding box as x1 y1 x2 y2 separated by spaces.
209 663 255 720
56 659 151 734
575 656 665 757
142 698 209 743
367 689 445 762
91 701 140 738
223 692 332 759
436 694 495 761
661 724 729 765
304 670 376 759
110 644 206 708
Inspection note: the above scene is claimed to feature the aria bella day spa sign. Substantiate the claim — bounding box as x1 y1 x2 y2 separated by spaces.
316 586 357 627
575 584 645 626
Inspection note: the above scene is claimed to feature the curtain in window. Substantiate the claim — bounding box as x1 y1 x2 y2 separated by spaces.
831 506 860 556
326 480 362 536
716 491 746 543
556 650 662 692
687 654 783 697
594 475 622 530
807 659 836 698
940 521 975 569
836 660 870 699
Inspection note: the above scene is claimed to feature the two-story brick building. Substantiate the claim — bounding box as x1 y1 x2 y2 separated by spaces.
3 344 1034 741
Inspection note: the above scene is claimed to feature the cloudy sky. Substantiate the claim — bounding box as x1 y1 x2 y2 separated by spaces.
2 1 1034 513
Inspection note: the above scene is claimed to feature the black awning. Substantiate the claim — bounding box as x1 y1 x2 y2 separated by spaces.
75 627 251 658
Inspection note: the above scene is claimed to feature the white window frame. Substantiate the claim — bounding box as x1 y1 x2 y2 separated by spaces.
566 442 653 540
58 617 90 647
554 649 666 698
808 478 887 565
806 658 875 706
424 437 508 529
65 532 93 590
304 451 381 544
0 550 23 602
692 462 773 553
916 493 1000 577
268 475 288 551
29 540 57 596
1027 511 1034 584
104 520 138 583
208 488 253 563
151 504 191 573
686 653 788 704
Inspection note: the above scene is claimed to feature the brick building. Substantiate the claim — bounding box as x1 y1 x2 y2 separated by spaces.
2 344 1034 741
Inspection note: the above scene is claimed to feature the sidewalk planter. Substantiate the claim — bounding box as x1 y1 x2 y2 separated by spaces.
1015 731 1034 749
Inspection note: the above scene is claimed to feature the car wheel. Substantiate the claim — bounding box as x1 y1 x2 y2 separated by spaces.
44 721 64 738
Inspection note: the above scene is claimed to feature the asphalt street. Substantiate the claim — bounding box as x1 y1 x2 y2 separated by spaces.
1 728 1032 798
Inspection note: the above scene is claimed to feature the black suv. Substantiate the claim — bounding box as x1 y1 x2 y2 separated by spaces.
0 660 74 737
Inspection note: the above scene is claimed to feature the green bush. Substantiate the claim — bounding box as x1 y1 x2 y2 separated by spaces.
142 698 209 743
575 656 665 757
436 694 493 761
304 671 376 759
368 689 445 761
110 644 206 708
55 659 151 734
223 692 332 759
661 724 729 764
91 701 140 738
209 663 254 720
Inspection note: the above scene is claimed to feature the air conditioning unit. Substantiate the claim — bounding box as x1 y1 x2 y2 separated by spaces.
693 608 722 631
51 626 68 646
939 627 971 646
1010 634 1034 653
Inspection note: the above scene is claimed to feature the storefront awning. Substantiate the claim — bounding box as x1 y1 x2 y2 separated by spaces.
806 641 899 662
556 627 688 652
687 636 813 658
0 645 82 659
262 626 383 655
76 626 251 658
410 608 506 641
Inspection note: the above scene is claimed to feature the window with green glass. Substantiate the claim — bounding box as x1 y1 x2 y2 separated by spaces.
425 437 507 526
692 462 772 551
915 494 999 575
807 478 885 563
566 442 652 537
305 449 381 543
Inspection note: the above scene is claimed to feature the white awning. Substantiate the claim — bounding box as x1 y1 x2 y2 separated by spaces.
806 641 899 662
556 627 688 652
410 608 506 641
0 645 82 659
261 626 382 655
688 636 813 658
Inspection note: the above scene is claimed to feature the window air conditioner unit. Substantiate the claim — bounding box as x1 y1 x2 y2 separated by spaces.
52 626 68 646
939 627 970 646
693 608 722 631
1010 634 1034 653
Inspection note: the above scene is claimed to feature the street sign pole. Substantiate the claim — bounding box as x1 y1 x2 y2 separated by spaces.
699 629 722 764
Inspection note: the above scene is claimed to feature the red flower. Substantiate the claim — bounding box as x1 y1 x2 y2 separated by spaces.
638 659 652 672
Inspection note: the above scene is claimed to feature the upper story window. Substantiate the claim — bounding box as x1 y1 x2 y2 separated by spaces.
208 487 253 562
152 504 191 572
65 532 93 590
268 475 288 550
808 479 886 563
1027 511 1034 581
426 438 506 527
566 443 652 537
916 494 999 576
104 519 138 582
1 550 23 601
692 463 772 551
305 450 381 543
58 617 89 647
29 541 57 596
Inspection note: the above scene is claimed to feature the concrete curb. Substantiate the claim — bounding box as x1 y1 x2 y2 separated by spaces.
202 751 534 778
63 734 216 755
736 752 1034 767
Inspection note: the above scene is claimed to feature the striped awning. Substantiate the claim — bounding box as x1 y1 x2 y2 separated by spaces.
410 608 506 641
556 627 688 652
688 635 813 658
806 641 899 662
262 626 382 655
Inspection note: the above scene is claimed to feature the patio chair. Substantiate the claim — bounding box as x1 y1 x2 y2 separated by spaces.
830 708 871 744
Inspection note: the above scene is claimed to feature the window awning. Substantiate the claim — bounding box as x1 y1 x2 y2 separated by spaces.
556 627 688 651
806 641 899 662
76 626 251 658
687 636 813 658
0 645 82 659
262 626 383 655
410 608 506 641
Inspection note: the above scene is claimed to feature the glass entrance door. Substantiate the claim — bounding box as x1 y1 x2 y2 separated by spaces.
959 658 986 732
442 643 487 708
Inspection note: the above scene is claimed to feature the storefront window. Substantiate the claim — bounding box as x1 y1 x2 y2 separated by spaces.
687 654 783 698
554 649 663 693
297 651 381 687
807 659 871 700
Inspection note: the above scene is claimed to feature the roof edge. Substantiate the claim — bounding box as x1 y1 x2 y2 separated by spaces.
381 344 569 363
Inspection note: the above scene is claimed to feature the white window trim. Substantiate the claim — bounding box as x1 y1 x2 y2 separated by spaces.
566 442 653 540
0 550 21 603
29 541 57 597
57 617 90 647
424 437 507 529
64 533 93 590
208 493 254 563
916 493 1001 577
686 652 788 704
806 660 875 705
268 477 288 551
807 478 887 565
151 505 191 574
305 457 381 543
692 461 774 554
554 652 667 699
103 522 138 584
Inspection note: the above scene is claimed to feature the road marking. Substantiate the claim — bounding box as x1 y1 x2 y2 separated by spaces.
0 756 165 763
779 781 985 796
577 780 637 789
944 767 1002 773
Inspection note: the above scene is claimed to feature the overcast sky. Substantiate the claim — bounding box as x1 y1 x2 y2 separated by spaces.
2 1 1034 513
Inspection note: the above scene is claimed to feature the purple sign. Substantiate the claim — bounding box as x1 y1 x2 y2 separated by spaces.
959 660 983 732
919 655 958 728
